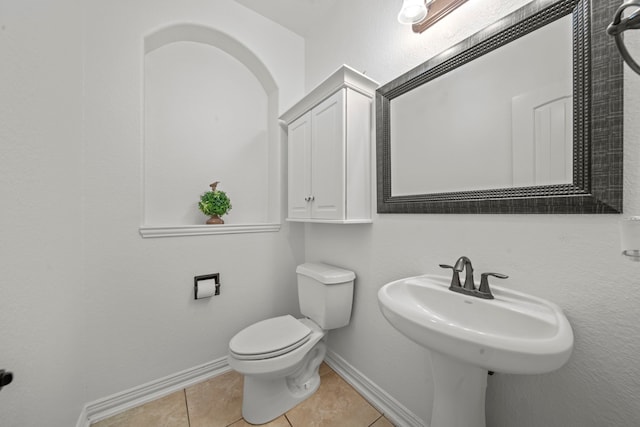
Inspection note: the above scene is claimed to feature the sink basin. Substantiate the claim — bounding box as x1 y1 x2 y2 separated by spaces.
378 274 574 427
378 274 573 374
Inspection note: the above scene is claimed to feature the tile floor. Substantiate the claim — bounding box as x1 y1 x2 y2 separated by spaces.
91 363 395 427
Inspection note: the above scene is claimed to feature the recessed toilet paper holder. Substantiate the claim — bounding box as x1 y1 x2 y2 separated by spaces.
194 273 220 299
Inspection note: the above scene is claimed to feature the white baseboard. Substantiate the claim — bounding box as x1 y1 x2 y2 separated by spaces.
324 350 426 427
76 357 230 427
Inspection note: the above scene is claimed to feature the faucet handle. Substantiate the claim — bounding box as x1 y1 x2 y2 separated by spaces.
439 264 462 288
478 272 508 298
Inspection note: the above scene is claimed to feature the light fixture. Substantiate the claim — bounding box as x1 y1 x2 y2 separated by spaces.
397 0 432 25
399 0 468 34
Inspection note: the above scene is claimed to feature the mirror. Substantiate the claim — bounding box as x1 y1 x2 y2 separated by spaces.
392 15 573 195
377 0 623 214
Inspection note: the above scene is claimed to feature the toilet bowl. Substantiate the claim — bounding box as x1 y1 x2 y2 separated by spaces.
229 316 327 423
227 262 355 424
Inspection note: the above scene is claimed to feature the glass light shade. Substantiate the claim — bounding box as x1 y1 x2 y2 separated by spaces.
398 0 429 25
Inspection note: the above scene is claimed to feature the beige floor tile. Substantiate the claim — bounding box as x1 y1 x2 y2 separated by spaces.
370 415 395 427
185 370 244 427
285 371 381 427
318 362 333 377
90 391 188 427
229 415 292 427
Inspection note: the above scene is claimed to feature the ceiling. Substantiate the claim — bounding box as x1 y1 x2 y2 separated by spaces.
234 0 339 37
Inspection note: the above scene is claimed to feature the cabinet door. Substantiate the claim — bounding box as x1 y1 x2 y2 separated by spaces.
288 112 312 219
310 90 346 220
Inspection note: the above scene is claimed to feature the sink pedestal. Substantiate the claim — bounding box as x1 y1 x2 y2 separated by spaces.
379 274 574 426
430 351 487 427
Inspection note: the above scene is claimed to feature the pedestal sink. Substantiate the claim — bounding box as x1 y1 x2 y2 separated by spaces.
378 274 573 427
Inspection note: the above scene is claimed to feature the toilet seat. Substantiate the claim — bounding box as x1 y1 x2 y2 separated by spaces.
229 315 312 360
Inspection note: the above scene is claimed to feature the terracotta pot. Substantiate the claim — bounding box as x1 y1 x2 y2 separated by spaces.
206 215 224 225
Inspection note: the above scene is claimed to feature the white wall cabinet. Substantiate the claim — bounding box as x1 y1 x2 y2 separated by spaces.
280 65 378 223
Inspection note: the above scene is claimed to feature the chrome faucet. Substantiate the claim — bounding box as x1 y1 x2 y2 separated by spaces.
454 256 475 291
440 256 508 299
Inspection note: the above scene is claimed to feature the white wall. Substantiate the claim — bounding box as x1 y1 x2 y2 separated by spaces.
0 0 85 425
81 0 305 404
0 1 305 425
304 0 640 426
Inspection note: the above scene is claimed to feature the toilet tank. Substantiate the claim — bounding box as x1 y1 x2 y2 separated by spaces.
296 262 355 330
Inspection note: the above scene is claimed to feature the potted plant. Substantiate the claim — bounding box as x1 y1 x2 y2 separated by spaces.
199 181 232 224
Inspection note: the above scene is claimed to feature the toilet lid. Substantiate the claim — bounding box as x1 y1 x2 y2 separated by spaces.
229 315 312 360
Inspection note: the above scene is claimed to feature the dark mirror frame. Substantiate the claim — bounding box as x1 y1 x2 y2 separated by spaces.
376 0 623 214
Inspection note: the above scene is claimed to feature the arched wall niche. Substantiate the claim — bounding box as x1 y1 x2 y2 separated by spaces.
140 24 281 238
144 24 277 94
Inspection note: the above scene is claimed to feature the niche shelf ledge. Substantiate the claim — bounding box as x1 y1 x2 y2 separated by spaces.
139 223 281 238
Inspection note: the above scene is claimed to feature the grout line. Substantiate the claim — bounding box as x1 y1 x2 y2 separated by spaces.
183 389 191 427
368 414 383 427
284 413 294 427
225 415 244 427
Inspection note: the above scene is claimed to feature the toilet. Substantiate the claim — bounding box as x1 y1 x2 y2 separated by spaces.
227 262 355 424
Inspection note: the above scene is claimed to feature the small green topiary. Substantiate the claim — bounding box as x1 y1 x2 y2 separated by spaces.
199 182 232 217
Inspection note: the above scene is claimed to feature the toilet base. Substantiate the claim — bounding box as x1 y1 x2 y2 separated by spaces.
241 341 326 424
